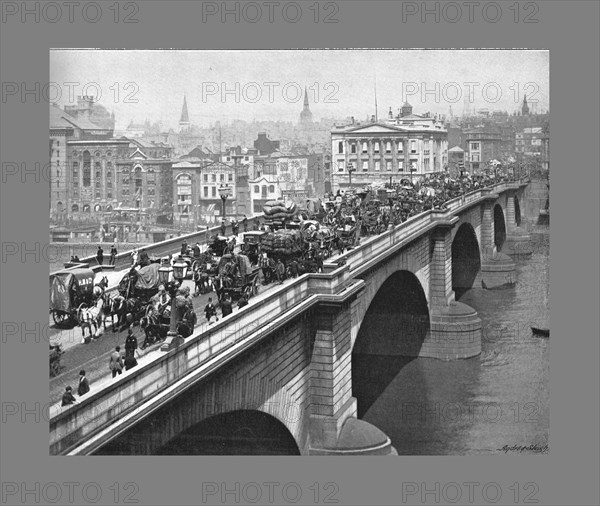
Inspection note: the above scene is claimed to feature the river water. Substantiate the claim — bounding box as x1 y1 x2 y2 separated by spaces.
360 226 550 455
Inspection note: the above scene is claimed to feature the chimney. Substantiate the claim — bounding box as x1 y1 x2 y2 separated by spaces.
77 95 93 121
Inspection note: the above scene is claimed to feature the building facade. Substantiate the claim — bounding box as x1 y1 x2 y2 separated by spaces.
172 160 237 226
330 104 447 191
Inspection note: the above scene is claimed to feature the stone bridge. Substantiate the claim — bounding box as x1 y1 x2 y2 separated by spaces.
50 181 532 456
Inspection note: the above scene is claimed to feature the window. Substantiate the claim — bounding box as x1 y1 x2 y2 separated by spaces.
95 181 100 188
398 161 404 171
212 187 216 197
374 142 380 153
362 142 368 153
470 142 480 151
106 151 112 157
211 174 216 182
410 140 417 154
203 174 208 182
386 141 391 153
107 192 112 199
228 173 233 182
147 171 156 183
338 141 344 154
95 151 101 157
107 170 112 178
107 181 112 189
204 187 209 197
254 185 259 193
375 161 380 171
95 190 101 198
398 142 404 153
269 185 275 193
96 170 101 178
262 186 267 198
220 174 224 182
226 157 231 161
362 161 368 171
386 161 392 171
56 141 59 146
57 150 60 157
337 160 344 172
148 188 155 196
83 151 91 187
351 143 356 154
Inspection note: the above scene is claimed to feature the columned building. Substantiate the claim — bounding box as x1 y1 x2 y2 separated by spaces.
330 105 447 191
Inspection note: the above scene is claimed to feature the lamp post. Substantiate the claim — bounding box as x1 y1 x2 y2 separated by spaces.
158 257 188 351
347 162 355 189
218 184 232 220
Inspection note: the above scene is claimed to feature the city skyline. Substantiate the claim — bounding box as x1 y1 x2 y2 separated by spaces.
50 49 549 130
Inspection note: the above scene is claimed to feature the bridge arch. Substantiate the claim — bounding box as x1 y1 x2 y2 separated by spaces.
154 410 301 455
352 270 430 417
452 223 481 299
493 204 506 251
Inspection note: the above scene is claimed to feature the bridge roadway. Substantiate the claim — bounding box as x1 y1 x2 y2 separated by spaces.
49 180 533 456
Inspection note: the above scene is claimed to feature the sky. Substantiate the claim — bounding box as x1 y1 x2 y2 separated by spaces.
50 49 549 130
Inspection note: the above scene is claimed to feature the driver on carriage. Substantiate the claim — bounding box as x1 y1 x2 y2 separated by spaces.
150 284 171 314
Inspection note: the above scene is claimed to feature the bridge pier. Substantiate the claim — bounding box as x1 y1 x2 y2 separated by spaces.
308 302 396 455
503 188 533 259
479 197 517 289
421 221 482 360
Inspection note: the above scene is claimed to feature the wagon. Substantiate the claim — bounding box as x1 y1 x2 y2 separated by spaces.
49 268 96 328
214 254 260 303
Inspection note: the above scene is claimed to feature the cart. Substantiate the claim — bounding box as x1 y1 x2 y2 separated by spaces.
214 254 260 303
240 231 267 265
49 268 96 328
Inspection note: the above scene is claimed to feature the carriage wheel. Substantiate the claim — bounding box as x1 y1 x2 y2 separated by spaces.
52 310 72 328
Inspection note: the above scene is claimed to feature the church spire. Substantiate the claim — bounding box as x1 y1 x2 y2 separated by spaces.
299 87 313 126
179 95 190 130
522 95 530 116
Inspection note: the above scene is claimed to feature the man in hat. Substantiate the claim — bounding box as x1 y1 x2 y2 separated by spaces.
204 297 218 324
109 244 118 265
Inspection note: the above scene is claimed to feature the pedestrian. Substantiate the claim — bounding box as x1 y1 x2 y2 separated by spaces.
109 244 118 265
131 248 138 267
237 293 248 309
221 294 233 318
61 386 78 407
109 346 124 378
204 297 218 324
192 242 201 258
96 245 104 265
231 219 239 237
275 258 285 284
138 248 149 267
242 215 248 232
220 219 227 237
181 239 188 256
77 369 90 396
125 325 138 360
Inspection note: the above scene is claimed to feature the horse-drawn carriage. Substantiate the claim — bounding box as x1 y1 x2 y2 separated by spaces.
114 263 162 328
139 295 197 349
49 268 96 328
213 253 260 303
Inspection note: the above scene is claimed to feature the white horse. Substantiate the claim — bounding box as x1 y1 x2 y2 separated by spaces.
78 296 105 343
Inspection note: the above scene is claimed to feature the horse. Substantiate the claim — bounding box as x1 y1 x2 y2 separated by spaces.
77 297 105 343
95 276 109 294
100 294 124 333
193 268 213 296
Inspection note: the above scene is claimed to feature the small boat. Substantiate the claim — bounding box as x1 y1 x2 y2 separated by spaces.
531 327 549 337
